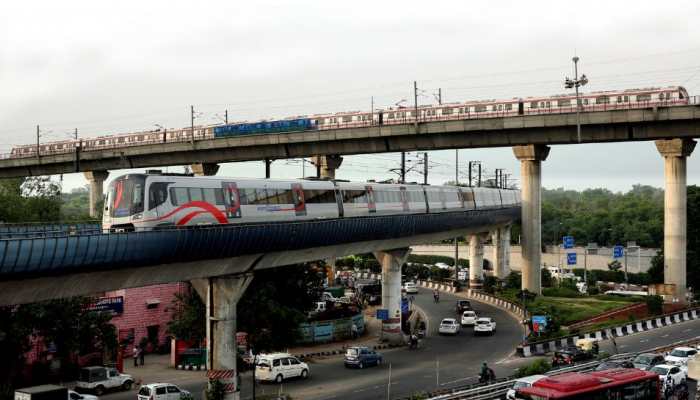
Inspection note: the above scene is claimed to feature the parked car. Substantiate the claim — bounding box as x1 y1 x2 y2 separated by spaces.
633 353 666 371
137 384 192 400
15 385 68 400
344 346 382 369
460 310 477 326
455 300 472 314
649 364 687 392
68 390 98 400
403 282 418 294
75 366 133 396
506 375 547 400
551 346 593 366
473 317 496 335
438 318 461 335
665 346 698 366
595 360 635 371
255 353 309 383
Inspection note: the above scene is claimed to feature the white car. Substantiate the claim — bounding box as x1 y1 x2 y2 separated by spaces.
460 310 477 326
137 383 192 400
435 262 451 270
665 346 698 366
403 282 418 294
75 366 133 396
438 318 461 335
474 317 497 335
255 353 310 383
506 375 547 400
649 364 687 392
68 390 98 400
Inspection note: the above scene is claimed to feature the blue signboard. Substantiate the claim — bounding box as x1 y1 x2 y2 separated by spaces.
613 245 624 258
567 253 577 265
86 296 124 315
532 315 548 333
376 309 389 321
401 298 409 314
563 236 574 249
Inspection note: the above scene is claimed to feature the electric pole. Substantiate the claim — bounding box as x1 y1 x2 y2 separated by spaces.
401 152 406 183
371 96 374 126
438 88 442 105
413 81 419 133
225 109 228 124
455 149 459 185
190 105 195 145
74 128 78 140
423 152 428 185
36 125 40 159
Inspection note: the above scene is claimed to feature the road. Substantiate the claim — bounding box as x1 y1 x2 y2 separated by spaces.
598 317 700 355
103 287 525 400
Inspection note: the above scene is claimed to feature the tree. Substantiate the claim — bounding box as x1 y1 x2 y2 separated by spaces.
167 284 206 344
648 251 664 284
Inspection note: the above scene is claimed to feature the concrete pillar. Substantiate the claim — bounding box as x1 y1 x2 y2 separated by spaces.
191 163 220 176
513 145 549 294
469 235 484 289
492 227 510 279
502 226 512 277
84 170 109 218
312 155 343 179
192 274 253 400
374 248 411 344
656 139 696 304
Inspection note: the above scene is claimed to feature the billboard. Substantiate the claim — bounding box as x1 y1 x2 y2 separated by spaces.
86 296 124 315
532 315 547 333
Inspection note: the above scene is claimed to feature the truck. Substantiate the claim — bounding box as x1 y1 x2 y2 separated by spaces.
75 366 134 396
15 385 68 400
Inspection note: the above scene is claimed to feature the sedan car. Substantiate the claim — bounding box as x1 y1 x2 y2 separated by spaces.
344 346 382 369
649 364 687 392
68 391 98 400
438 318 461 335
473 317 496 335
633 353 666 371
461 310 477 326
455 300 472 314
665 346 698 366
595 359 634 371
403 282 418 294
137 384 192 400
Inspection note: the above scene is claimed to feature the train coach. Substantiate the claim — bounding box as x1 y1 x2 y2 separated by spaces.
103 171 520 232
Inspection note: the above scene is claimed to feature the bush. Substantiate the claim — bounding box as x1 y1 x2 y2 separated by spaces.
645 295 664 315
505 272 522 289
483 276 498 294
542 286 582 298
206 379 226 400
515 359 551 378
541 268 553 287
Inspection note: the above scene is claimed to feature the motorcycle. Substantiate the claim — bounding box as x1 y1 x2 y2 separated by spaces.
408 334 421 350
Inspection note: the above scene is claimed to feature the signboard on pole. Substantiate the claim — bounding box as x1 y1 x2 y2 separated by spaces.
613 245 624 258
563 236 574 249
532 315 548 333
376 309 389 321
401 298 409 314
567 253 577 266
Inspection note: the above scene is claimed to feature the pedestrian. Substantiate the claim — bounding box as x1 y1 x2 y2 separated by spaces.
351 322 359 339
139 345 145 366
132 346 139 367
611 335 618 354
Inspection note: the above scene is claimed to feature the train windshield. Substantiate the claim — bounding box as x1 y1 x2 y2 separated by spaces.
109 175 145 217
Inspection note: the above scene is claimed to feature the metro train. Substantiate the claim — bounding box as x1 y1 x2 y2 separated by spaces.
10 86 691 158
103 171 520 231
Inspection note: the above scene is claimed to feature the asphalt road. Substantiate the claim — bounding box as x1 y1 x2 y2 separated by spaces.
598 317 700 355
102 288 525 400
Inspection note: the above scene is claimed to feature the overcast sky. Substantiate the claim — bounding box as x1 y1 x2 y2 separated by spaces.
2 0 699 192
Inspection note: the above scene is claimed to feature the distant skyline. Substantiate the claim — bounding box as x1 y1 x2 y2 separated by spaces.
2 0 699 192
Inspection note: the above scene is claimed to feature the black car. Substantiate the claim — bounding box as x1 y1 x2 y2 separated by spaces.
552 346 594 365
595 360 634 371
633 353 666 371
456 300 472 314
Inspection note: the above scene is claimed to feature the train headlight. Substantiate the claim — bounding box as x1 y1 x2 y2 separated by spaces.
133 213 143 220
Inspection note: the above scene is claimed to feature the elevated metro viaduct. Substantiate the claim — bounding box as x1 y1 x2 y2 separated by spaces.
1 105 698 301
0 206 517 399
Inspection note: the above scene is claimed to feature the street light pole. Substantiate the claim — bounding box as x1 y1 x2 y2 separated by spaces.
564 57 588 143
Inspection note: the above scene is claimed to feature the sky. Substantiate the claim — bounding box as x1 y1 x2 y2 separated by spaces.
1 0 699 193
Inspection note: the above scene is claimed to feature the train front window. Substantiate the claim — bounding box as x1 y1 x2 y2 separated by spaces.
148 182 169 210
109 175 145 217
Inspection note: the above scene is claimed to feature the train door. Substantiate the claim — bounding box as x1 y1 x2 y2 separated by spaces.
378 111 384 125
518 100 524 115
399 187 409 211
222 182 241 219
291 183 307 216
365 185 376 213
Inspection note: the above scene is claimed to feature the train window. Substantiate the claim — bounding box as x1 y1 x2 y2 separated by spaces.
624 95 629 102
556 99 571 107
342 116 352 123
118 137 125 143
388 113 394 119
255 189 267 204
317 119 325 125
149 182 169 210
203 188 218 205
505 103 513 110
239 188 256 205
98 140 105 145
266 189 279 205
442 107 453 115
636 94 651 101
189 188 203 202
474 105 487 112
530 102 538 109
583 98 589 105
679 91 685 99
595 96 610 104
170 187 190 206
279 189 294 204
343 190 366 203
617 96 622 103
658 94 665 100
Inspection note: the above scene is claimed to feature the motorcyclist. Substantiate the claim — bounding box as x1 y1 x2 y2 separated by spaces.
480 362 489 382
409 332 419 349
433 290 440 303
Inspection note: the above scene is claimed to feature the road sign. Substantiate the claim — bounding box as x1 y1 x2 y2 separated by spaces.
613 245 624 258
567 252 577 265
401 298 409 314
532 315 548 333
376 309 389 321
563 236 574 249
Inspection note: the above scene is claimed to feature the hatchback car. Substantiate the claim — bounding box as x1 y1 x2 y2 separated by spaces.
137 383 192 400
473 317 496 335
461 310 477 326
255 353 309 383
649 364 687 392
438 318 460 335
403 282 418 294
665 347 698 366
344 346 382 369
633 353 666 371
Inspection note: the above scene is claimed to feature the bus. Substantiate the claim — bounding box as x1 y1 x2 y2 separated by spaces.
515 368 660 400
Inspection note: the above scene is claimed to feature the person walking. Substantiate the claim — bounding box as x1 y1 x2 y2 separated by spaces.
351 322 359 339
611 335 618 354
139 345 145 366
132 346 139 367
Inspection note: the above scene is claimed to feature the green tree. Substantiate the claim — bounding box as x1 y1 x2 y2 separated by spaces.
167 284 206 344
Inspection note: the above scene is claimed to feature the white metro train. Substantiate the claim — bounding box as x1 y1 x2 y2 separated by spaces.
103 171 520 231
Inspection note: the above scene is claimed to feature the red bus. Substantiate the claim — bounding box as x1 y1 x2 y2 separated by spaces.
515 368 660 400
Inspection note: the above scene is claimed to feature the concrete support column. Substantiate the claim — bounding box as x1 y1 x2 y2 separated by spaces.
502 226 512 277
656 139 696 304
191 163 220 176
84 170 108 218
469 235 484 289
312 155 343 179
374 248 411 344
192 274 253 399
492 227 510 279
513 144 550 294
